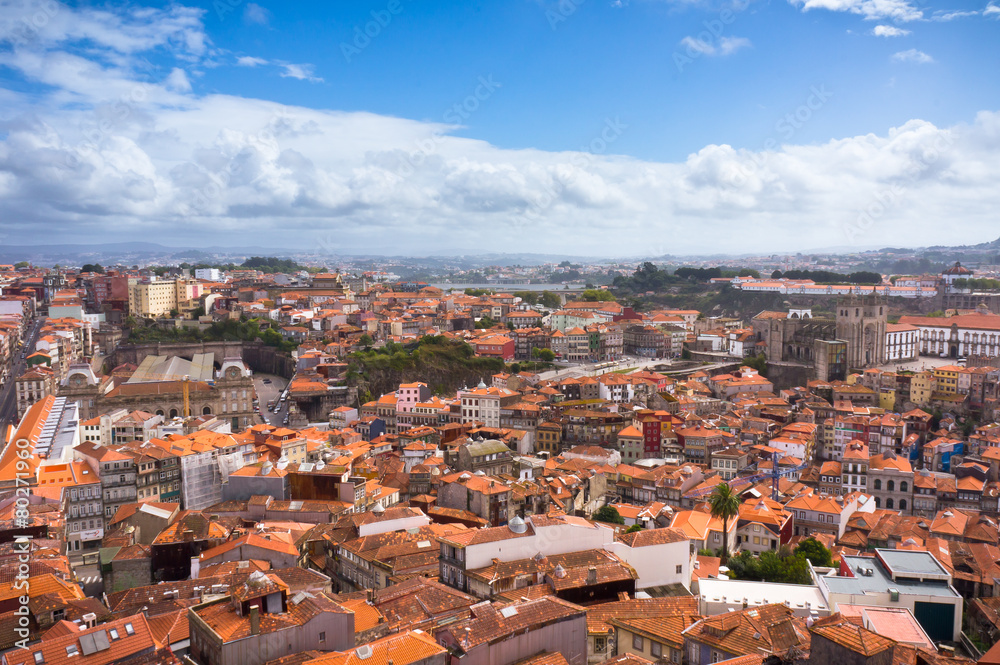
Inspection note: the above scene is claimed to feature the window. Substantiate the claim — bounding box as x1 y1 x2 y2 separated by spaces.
33 653 44 664
66 646 78 657
319 632 326 644
874 479 881 490
711 651 726 663
109 628 119 640
676 564 683 574
595 637 607 653
651 642 662 658
124 623 134 636
900 481 908 492
633 635 644 650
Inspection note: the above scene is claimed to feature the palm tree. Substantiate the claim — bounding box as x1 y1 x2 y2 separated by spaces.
708 483 741 565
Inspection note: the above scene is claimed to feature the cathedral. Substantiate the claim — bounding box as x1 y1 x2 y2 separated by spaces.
835 294 888 368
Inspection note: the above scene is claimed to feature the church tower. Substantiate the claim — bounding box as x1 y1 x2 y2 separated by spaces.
836 294 887 369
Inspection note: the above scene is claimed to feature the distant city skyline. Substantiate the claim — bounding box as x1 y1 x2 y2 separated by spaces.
0 0 998 254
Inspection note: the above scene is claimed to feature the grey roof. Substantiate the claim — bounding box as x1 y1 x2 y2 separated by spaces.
128 353 215 383
464 439 511 457
874 548 950 578
820 555 959 599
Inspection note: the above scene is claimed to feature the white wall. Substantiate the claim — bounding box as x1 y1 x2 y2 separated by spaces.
357 513 431 537
464 520 616 570
605 538 691 590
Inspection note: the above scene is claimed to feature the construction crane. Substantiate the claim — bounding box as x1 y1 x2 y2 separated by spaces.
686 451 810 501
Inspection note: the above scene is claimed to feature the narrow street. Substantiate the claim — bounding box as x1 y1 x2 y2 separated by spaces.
0 316 46 431
253 373 290 427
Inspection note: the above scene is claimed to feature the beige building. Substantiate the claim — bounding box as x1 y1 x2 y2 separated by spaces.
128 278 200 318
15 366 57 419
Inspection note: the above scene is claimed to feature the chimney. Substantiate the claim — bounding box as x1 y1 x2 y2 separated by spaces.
587 566 597 585
190 556 201 580
249 605 260 635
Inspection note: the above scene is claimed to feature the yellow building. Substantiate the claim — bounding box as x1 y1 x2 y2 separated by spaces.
910 371 937 405
128 278 198 318
879 388 896 411
933 365 962 395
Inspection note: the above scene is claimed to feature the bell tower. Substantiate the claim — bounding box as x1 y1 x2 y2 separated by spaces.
836 294 887 369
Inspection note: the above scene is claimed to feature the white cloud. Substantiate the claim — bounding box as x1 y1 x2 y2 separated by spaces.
788 0 923 21
243 3 271 25
872 24 910 36
237 56 269 67
165 68 192 92
0 0 207 55
892 48 934 63
279 63 323 83
1 0 999 255
931 9 980 19
984 3 1000 17
678 35 751 56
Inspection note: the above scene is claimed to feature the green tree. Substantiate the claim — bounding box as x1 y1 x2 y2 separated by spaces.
513 291 539 306
14 261 29 269
476 316 497 329
81 263 105 274
537 348 555 362
708 483 740 565
794 538 833 567
358 333 373 348
625 524 643 533
593 505 625 525
539 291 562 309
579 289 617 302
743 353 768 376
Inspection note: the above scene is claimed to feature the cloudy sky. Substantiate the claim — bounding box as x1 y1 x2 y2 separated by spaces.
0 0 998 257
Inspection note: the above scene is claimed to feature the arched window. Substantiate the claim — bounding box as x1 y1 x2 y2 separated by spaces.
155 409 165 416
887 480 895 492
203 406 212 415
169 408 179 418
900 481 907 493
874 479 882 490
886 498 894 509
899 499 907 511
874 497 881 508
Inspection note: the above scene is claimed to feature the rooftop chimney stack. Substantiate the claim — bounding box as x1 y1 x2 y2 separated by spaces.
587 566 597 585
250 605 260 635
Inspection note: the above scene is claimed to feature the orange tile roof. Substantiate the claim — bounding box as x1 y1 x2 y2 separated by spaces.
308 629 446 665
0 395 54 481
4 614 158 665
810 618 895 656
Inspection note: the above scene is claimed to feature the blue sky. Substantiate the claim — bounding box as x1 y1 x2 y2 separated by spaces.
198 0 999 159
0 0 998 256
